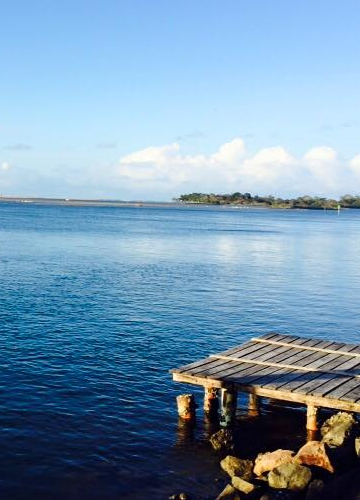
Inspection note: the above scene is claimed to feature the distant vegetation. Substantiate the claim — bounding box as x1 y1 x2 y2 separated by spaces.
176 193 360 209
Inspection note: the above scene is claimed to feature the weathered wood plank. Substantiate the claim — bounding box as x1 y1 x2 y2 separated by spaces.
253 337 360 358
325 377 360 400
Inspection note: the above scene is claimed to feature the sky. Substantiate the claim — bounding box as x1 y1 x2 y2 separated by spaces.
1 0 360 200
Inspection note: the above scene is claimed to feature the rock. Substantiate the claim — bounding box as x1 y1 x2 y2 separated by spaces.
294 440 334 473
318 464 360 500
305 479 325 500
260 493 294 500
268 462 312 491
253 449 295 476
355 437 360 457
215 483 242 500
220 455 253 480
179 494 190 500
321 411 356 447
210 429 235 452
231 476 255 494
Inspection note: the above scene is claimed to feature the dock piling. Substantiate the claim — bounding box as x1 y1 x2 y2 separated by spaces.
204 387 219 416
220 388 237 427
248 393 260 417
306 404 318 431
176 394 196 420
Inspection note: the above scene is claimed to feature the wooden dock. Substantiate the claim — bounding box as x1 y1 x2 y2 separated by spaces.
171 333 360 429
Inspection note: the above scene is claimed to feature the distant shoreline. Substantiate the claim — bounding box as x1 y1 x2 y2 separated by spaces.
0 196 178 208
0 195 359 210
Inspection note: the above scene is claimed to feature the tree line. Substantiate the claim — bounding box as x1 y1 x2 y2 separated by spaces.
176 193 360 209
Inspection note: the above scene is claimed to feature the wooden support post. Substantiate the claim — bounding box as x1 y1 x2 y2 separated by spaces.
176 394 196 420
204 387 219 416
306 404 318 431
248 393 260 417
220 388 237 427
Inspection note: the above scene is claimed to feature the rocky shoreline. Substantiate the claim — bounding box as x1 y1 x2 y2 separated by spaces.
170 411 360 500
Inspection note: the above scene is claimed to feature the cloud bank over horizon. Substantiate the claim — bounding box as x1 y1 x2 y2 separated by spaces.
1 138 360 200
115 138 360 200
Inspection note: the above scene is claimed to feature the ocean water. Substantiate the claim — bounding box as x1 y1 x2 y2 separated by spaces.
0 202 359 499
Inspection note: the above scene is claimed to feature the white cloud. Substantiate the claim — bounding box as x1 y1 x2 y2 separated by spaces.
1 162 11 171
114 138 360 198
2 139 360 200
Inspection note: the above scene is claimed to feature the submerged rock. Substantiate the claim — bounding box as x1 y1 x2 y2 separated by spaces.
169 494 190 500
253 449 295 476
210 429 235 452
268 462 312 491
305 479 325 500
260 493 294 500
321 412 356 447
231 475 256 494
220 455 253 480
294 440 334 473
215 483 241 500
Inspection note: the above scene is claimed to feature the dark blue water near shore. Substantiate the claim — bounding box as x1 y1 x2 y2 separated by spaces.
0 203 359 499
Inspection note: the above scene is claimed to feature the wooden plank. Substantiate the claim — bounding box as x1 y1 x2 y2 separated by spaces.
325 377 360 400
187 340 279 377
261 348 342 391
209 350 360 380
252 337 360 358
235 339 327 388
203 338 310 383
308 374 352 397
291 345 360 395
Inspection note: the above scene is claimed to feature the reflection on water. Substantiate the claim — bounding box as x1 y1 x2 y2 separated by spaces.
0 204 359 499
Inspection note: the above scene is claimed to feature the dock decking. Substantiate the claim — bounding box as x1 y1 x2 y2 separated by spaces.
171 333 360 428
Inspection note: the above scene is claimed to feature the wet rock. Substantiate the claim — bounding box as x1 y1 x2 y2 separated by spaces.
215 483 242 500
355 437 360 457
260 493 294 500
210 429 235 452
321 411 356 447
231 475 255 494
319 464 360 500
268 462 312 491
253 449 295 476
305 479 324 500
220 456 253 480
294 440 334 473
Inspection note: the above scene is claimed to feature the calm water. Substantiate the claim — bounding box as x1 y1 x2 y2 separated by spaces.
0 203 359 499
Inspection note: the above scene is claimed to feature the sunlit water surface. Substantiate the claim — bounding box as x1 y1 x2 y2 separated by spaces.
0 203 359 499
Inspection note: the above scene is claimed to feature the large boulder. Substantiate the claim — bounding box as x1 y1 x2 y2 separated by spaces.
220 455 253 480
321 412 356 448
318 464 360 500
215 484 241 500
294 440 334 473
231 476 256 494
268 462 312 491
210 429 235 452
253 449 295 476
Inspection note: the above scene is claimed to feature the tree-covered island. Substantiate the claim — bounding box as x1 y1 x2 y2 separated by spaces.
176 193 360 209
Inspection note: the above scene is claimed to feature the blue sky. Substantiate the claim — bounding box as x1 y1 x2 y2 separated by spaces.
1 0 360 199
